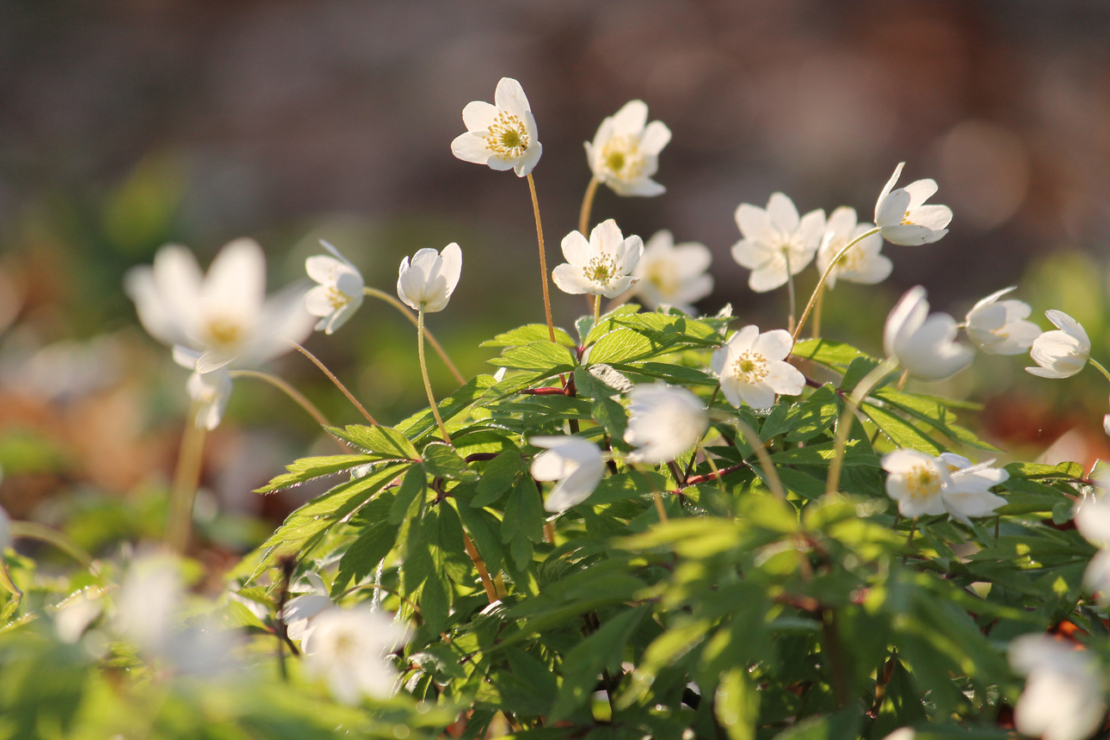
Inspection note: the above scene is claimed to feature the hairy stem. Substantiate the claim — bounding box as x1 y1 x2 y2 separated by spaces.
417 309 451 443
579 175 600 235
363 287 465 386
167 404 207 554
287 340 378 425
811 285 825 339
462 531 499 604
526 173 557 344
229 370 349 453
792 227 880 344
1090 358 1110 385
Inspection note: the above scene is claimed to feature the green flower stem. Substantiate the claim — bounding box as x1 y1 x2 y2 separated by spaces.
228 370 349 454
362 287 465 386
826 358 899 496
792 226 881 344
1089 358 1110 384
417 309 451 444
287 340 377 425
526 173 557 344
9 522 96 571
733 417 786 500
578 174 600 236
593 294 602 325
166 402 207 554
811 285 825 339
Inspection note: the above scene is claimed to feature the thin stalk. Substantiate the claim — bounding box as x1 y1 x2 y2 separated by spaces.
826 358 898 496
417 309 451 443
896 369 910 391
792 227 880 344
784 251 796 334
166 405 208 554
229 370 349 454
733 417 786 500
9 522 96 571
544 521 556 544
821 608 852 708
526 173 557 344
579 175 600 235
811 285 825 339
1090 358 1110 384
463 531 499 604
593 294 601 325
631 466 669 523
903 521 917 565
287 340 377 425
363 287 465 386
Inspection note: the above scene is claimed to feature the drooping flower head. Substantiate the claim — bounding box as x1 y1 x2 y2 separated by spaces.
711 325 805 410
630 230 713 315
731 193 826 293
936 453 1008 526
815 206 891 289
624 383 708 464
281 571 333 642
396 243 462 313
881 449 951 518
302 606 411 705
1026 310 1090 379
884 286 974 381
874 162 953 246
1008 634 1107 740
183 361 232 431
585 100 671 197
125 238 315 374
552 219 643 299
529 436 606 513
451 77 542 177
965 287 1041 355
305 240 365 335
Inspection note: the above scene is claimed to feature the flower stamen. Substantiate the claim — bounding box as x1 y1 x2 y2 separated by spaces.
486 112 529 160
732 350 769 383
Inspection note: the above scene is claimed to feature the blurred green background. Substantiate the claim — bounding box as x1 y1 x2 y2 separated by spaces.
2 0 1109 565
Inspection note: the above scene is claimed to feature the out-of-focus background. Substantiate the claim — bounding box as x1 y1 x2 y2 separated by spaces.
2 0 1109 562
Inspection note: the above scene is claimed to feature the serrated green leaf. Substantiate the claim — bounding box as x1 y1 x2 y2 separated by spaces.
792 338 874 368
770 440 879 467
785 384 840 441
472 451 524 507
328 425 420 461
254 454 375 494
616 361 718 386
396 376 497 440
586 328 657 365
336 493 400 591
480 324 575 348
873 389 1000 451
862 402 945 454
584 304 643 345
421 442 475 481
389 466 427 525
591 396 627 443
489 341 577 373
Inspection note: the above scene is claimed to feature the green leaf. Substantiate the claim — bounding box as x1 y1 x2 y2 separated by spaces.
453 499 504 575
586 328 657 365
785 384 840 442
792 338 874 368
584 304 642 345
480 324 575 348
873 389 1000 451
503 476 545 569
1004 461 1085 479
862 402 945 454
714 668 759 740
472 451 524 508
839 356 882 392
591 396 628 443
770 440 879 467
489 341 577 373
617 362 718 386
328 425 420 461
389 466 427 525
254 454 375 494
550 606 650 720
396 376 497 440
421 442 476 481
336 493 400 591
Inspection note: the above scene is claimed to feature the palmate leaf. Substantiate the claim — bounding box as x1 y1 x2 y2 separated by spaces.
328 424 420 461
792 338 875 369
871 388 1000 451
396 376 497 441
480 323 576 348
586 328 658 365
861 401 946 454
254 454 377 494
488 341 577 373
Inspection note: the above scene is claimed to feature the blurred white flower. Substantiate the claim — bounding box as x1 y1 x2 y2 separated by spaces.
1104 415 1110 438
815 207 891 289
396 243 462 313
552 219 643 299
530 436 606 513
936 453 1008 526
302 606 411 704
451 77 542 177
282 572 333 642
884 286 974 381
1075 493 1110 603
882 449 950 518
173 347 233 430
731 193 825 293
125 238 315 374
0 505 10 552
965 287 1041 355
585 100 671 197
624 383 708 464
53 590 104 644
1026 310 1090 379
630 230 713 315
711 325 805 410
305 240 364 334
874 162 953 246
1008 634 1107 740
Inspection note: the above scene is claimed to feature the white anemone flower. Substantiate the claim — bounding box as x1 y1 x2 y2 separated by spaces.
305 240 364 334
1075 494 1110 603
302 606 411 705
174 347 233 430
451 77 541 178
125 238 315 374
732 193 826 293
529 436 606 513
874 162 953 246
630 230 713 315
1026 310 1090 379
965 287 1041 355
624 383 708 465
585 100 671 197
881 449 950 518
815 207 891 289
884 286 974 382
281 572 333 642
711 325 805 410
936 453 1008 526
396 243 462 313
552 219 643 299
1008 634 1107 740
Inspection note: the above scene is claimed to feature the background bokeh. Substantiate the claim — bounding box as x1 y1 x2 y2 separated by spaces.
2 0 1109 559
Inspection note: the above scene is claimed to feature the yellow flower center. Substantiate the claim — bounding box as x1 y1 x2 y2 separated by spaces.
906 464 941 500
326 286 350 311
486 112 529 160
900 210 914 226
598 135 644 183
645 260 679 298
586 254 618 286
206 317 243 348
732 350 769 384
